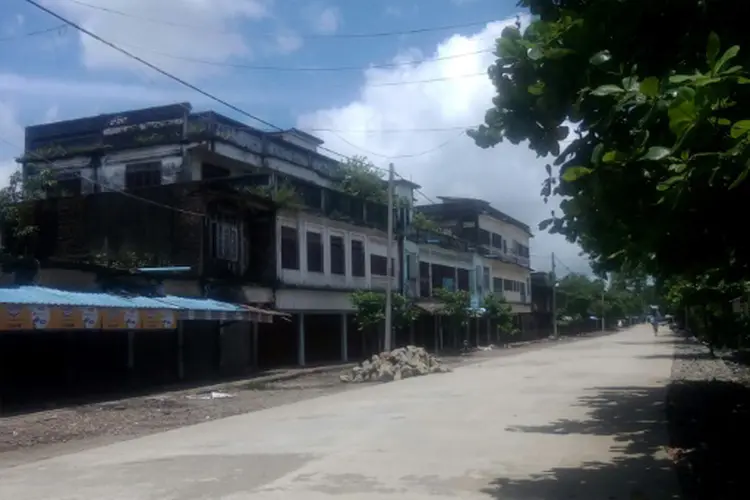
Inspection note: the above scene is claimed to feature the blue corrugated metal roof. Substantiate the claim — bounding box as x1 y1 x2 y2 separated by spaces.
0 286 179 309
136 266 191 274
154 295 248 312
0 286 258 313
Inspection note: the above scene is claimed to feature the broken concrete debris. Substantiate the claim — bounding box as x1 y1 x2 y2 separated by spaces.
339 345 452 383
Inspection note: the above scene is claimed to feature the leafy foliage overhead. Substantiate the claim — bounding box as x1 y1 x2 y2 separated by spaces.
470 0 750 284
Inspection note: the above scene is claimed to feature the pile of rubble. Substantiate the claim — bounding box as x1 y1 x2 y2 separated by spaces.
340 345 452 383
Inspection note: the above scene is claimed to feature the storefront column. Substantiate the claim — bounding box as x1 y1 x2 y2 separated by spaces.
251 321 259 370
298 313 306 367
177 322 185 380
340 314 348 362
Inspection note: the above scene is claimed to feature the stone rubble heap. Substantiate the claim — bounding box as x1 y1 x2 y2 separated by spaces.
340 345 452 383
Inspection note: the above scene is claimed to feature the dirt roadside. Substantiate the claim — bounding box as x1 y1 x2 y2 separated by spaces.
0 332 611 468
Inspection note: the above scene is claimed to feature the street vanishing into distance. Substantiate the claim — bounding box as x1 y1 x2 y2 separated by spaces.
0 326 681 499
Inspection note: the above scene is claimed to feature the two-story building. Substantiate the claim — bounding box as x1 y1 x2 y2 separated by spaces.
15 102 418 369
416 197 533 314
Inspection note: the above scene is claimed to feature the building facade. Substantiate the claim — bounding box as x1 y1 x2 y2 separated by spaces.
12 102 537 368
415 197 533 314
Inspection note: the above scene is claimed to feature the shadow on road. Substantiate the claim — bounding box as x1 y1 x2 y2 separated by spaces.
479 379 750 500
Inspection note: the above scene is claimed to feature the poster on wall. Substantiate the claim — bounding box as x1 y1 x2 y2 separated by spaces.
50 306 82 329
141 309 176 329
124 309 139 330
82 307 100 329
101 309 124 330
102 309 140 330
161 310 176 329
0 305 32 330
30 305 51 329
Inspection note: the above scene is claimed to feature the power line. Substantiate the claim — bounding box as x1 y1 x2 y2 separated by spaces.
23 0 463 186
0 24 67 42
325 129 467 160
90 38 493 73
61 0 497 40
301 124 480 134
23 0 282 132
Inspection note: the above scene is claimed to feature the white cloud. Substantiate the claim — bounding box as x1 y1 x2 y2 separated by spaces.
298 15 591 275
309 5 341 35
46 0 272 80
0 102 23 188
274 30 303 54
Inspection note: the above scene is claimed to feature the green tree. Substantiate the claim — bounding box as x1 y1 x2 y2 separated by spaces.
0 166 54 257
350 290 419 351
482 292 515 336
434 288 471 347
338 155 387 203
470 1 750 285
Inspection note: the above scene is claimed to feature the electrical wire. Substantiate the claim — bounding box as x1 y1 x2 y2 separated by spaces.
61 0 498 40
23 0 283 132
85 38 493 73
0 24 67 42
23 0 479 198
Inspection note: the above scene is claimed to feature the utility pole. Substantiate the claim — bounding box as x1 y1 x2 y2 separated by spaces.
551 252 558 338
384 163 395 352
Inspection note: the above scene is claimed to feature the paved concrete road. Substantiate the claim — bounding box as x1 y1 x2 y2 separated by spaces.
0 326 680 500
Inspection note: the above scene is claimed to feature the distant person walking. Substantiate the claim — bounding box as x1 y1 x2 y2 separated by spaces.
650 314 659 335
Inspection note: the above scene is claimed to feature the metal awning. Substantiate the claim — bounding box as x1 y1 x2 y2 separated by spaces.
0 286 283 329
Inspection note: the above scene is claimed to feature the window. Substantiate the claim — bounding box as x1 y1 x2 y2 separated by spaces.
478 229 491 245
504 279 513 291
483 267 491 291
281 226 299 270
351 240 365 277
330 235 345 275
306 231 324 273
457 268 470 291
210 217 239 262
491 233 503 249
371 254 388 276
493 277 503 293
125 161 162 189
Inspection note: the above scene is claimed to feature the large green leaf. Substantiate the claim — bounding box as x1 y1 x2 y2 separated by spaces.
561 166 593 182
589 50 612 66
639 77 660 97
641 147 671 161
730 120 750 139
714 45 740 74
591 85 625 96
706 32 720 65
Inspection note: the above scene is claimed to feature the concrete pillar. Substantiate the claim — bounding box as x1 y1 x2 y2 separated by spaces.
438 317 444 351
433 316 439 352
127 330 135 371
340 313 348 362
251 321 259 369
177 322 185 380
298 313 306 366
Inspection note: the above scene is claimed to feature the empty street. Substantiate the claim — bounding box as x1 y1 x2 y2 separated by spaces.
0 326 679 499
